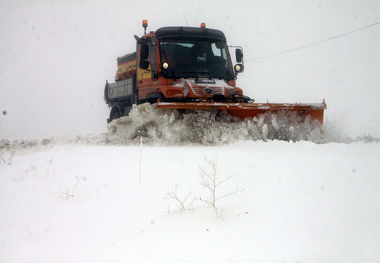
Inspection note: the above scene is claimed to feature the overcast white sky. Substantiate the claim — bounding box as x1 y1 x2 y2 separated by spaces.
0 0 379 139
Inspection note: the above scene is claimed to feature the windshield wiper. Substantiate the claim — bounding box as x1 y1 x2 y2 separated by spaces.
181 71 211 78
213 72 235 80
183 71 233 80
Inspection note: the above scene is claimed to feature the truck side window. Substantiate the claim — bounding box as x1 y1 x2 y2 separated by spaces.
139 42 149 69
149 37 156 73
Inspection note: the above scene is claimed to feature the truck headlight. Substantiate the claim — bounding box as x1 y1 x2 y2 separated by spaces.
234 64 243 72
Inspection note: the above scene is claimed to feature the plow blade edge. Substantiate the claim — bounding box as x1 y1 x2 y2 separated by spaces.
156 100 327 124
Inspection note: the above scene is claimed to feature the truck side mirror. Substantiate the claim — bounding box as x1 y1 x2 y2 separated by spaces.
235 49 243 63
140 44 149 60
139 60 149 69
134 35 143 44
139 43 149 69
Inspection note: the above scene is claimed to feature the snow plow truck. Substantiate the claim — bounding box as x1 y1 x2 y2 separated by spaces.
104 20 326 124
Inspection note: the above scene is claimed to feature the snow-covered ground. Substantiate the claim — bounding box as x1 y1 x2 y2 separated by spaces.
1 139 379 263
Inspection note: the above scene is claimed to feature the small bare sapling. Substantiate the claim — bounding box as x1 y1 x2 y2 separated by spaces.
199 158 244 208
0 149 15 166
54 176 83 200
165 185 193 213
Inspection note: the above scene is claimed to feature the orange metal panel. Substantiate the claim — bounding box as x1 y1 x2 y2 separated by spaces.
156 100 327 124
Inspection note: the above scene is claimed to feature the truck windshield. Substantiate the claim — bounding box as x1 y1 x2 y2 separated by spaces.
159 39 234 80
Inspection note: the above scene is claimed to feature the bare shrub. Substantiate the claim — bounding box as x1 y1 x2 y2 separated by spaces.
53 176 82 200
165 185 193 213
0 149 15 166
199 158 244 208
165 158 244 217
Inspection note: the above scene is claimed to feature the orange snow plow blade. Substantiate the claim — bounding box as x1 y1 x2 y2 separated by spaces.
156 100 327 125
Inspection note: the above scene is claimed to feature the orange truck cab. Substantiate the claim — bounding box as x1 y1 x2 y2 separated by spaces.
104 21 247 123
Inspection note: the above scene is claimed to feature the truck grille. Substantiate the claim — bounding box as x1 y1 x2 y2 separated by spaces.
192 86 224 96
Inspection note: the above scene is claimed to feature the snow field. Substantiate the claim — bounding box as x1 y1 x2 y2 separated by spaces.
1 141 380 262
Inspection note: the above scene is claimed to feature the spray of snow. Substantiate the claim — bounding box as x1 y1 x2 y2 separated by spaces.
1 104 379 151
106 103 325 145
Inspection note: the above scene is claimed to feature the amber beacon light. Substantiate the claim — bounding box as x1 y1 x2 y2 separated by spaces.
142 19 148 34
201 22 206 28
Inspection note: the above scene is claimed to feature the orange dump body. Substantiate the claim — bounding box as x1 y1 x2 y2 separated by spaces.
156 100 327 124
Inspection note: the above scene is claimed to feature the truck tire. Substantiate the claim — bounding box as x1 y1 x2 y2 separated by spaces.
124 105 132 116
108 106 121 123
132 94 138 105
146 92 165 103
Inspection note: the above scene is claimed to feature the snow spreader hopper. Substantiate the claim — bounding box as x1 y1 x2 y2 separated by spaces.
104 20 326 124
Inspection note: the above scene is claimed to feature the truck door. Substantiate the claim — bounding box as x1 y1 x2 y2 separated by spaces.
137 37 157 101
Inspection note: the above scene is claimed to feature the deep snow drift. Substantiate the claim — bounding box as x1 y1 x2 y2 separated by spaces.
1 141 379 263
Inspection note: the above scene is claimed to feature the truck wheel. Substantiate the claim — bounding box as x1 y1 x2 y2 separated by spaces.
108 107 121 123
132 94 138 105
146 92 164 104
124 106 132 116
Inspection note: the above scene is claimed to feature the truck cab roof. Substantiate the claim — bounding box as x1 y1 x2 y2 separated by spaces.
155 26 226 41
